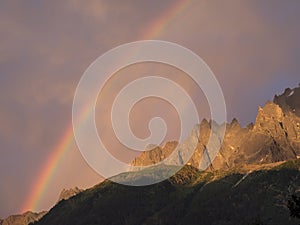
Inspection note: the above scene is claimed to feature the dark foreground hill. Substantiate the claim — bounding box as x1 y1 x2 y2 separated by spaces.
32 160 300 225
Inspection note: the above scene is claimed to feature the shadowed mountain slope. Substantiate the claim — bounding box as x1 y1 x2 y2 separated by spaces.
32 160 300 225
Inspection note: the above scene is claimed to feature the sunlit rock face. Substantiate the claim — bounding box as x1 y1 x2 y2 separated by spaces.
1 211 47 225
131 86 300 170
57 187 83 202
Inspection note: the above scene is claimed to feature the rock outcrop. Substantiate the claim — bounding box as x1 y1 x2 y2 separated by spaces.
1 211 47 225
2 187 83 225
131 85 300 170
57 187 82 202
274 84 300 117
131 141 178 167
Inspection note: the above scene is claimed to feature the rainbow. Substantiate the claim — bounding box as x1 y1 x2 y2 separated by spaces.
140 0 191 39
21 0 192 213
21 126 74 212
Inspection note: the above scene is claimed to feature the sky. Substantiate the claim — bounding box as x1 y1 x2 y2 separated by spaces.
1 0 300 218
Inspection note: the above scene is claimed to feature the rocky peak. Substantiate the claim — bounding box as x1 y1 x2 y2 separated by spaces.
200 118 210 127
1 211 47 225
230 118 240 126
227 118 242 133
1 187 83 225
253 101 284 132
57 187 82 202
130 141 178 168
131 85 300 171
274 84 300 116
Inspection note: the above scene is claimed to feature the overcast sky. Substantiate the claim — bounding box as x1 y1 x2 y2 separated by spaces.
1 0 300 218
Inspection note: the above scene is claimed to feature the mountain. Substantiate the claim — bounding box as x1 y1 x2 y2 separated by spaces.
27 84 300 225
0 211 47 225
1 188 82 225
31 160 300 225
131 85 300 170
4 85 298 225
274 84 300 117
57 187 82 202
131 141 178 168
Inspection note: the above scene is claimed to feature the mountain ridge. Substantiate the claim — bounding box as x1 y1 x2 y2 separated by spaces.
131 85 300 170
30 84 300 225
4 84 300 225
1 188 83 225
32 160 300 225
0 211 47 225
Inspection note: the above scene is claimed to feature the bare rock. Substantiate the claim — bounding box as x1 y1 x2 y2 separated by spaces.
57 187 82 202
1 211 46 225
131 85 300 171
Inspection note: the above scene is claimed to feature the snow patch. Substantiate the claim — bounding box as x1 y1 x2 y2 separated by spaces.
288 90 294 97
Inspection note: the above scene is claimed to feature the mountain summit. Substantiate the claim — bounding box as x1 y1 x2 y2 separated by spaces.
131 85 300 170
57 187 82 203
274 84 300 116
30 84 300 225
5 85 300 225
